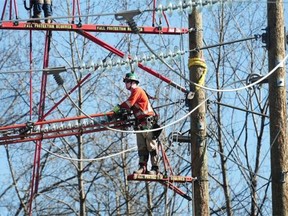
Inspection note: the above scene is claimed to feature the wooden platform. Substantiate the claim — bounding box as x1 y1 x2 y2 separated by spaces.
127 174 194 201
127 173 194 183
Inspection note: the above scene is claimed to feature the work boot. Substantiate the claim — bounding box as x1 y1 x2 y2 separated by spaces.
28 14 41 23
133 164 147 174
45 16 52 23
147 166 159 175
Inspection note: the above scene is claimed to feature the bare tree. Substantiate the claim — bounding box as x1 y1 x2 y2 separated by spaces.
0 1 278 215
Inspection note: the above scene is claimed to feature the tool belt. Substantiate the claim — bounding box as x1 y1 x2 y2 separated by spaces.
135 116 156 130
135 116 162 139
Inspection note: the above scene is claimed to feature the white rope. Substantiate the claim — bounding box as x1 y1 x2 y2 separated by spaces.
41 145 137 162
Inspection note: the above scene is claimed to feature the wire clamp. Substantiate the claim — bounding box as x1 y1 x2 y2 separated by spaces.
115 9 141 21
19 121 34 135
115 10 142 34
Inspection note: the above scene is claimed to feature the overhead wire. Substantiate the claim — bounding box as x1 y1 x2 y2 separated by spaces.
165 130 270 214
39 2 288 212
137 29 288 92
0 34 264 75
4 0 283 169
205 98 277 206
60 79 208 134
0 1 285 213
37 75 211 162
0 33 283 97
3 0 288 23
208 145 270 182
41 144 136 162
37 32 286 162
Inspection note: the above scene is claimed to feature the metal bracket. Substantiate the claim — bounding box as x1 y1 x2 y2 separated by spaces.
114 9 142 22
115 10 142 34
280 171 287 183
185 91 195 107
261 27 270 49
285 26 287 50
44 66 67 74
43 67 66 86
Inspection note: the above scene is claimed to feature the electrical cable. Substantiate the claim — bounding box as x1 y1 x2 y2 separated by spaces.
41 144 137 162
208 146 269 181
6 11 120 23
137 28 288 93
4 0 288 24
6 0 283 174
204 104 277 191
0 35 282 97
46 61 273 167
61 79 209 134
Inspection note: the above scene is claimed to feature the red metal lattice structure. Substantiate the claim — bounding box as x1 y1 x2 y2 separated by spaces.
0 0 194 214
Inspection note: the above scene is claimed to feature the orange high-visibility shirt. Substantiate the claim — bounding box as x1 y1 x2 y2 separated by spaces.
120 87 154 119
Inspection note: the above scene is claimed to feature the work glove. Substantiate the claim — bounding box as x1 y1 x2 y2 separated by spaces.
112 105 121 114
106 105 122 122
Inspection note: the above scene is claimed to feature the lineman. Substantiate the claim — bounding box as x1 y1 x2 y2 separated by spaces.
112 73 160 175
31 0 53 23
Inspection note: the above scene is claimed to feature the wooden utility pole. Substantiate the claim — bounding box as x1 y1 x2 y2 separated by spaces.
267 1 288 215
189 6 210 216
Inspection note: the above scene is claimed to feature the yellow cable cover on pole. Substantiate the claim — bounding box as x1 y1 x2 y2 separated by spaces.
188 57 207 91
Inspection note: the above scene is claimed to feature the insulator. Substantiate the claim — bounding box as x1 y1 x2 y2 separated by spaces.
87 59 95 71
156 4 163 17
185 0 193 14
133 55 139 65
166 49 173 58
53 73 64 86
50 124 56 131
149 54 156 65
42 126 49 132
159 51 164 59
167 2 173 16
206 0 213 11
177 1 183 15
82 120 88 127
123 54 130 64
105 57 112 71
58 123 64 130
80 60 86 69
73 122 79 128
196 0 203 11
124 54 131 70
115 57 122 68
127 19 139 34
131 55 138 70
33 125 40 132
140 53 147 64
66 122 72 129
97 58 103 70
89 119 95 125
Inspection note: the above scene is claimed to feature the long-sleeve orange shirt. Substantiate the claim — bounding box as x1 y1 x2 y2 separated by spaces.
120 87 155 120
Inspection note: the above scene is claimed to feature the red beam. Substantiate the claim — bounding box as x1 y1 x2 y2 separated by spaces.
0 21 188 35
127 173 194 201
79 31 189 94
160 181 192 201
42 73 91 120
0 111 115 131
0 118 133 145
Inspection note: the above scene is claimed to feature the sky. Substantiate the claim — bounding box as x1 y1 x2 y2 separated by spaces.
0 0 288 214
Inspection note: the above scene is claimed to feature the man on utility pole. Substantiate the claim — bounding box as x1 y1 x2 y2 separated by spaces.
267 1 288 215
188 5 210 216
